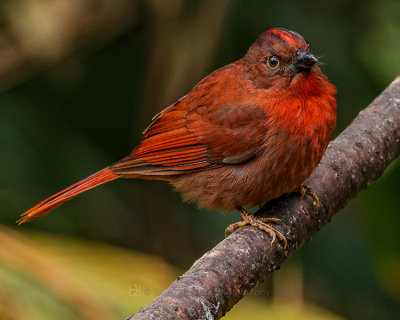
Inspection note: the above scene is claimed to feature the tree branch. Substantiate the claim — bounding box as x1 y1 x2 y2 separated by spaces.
128 76 400 320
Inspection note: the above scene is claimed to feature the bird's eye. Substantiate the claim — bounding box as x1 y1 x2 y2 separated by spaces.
265 55 280 68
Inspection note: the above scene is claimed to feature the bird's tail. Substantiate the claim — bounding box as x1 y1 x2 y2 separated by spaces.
18 168 119 224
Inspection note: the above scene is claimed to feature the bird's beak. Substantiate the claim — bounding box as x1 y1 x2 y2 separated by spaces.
293 49 318 73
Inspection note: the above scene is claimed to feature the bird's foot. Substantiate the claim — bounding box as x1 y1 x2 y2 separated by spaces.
298 184 319 208
225 207 287 249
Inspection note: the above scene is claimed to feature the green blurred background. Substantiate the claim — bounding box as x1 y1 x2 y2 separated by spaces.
0 0 399 319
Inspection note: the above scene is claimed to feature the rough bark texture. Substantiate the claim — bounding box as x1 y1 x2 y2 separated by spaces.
128 76 400 320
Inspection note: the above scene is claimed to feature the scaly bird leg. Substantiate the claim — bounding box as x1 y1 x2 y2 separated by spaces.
298 184 319 208
225 207 288 249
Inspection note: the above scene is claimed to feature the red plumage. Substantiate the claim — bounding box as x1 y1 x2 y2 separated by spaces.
19 28 336 246
18 169 118 223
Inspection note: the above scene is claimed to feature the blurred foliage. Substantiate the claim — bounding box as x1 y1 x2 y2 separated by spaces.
0 226 179 319
0 0 399 319
0 227 345 320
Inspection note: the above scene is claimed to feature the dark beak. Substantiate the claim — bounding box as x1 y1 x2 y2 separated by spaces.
293 49 318 73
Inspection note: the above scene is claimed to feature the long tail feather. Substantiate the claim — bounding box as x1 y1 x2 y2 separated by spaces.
18 168 119 224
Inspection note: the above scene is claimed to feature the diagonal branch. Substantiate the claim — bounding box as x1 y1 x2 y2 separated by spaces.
128 76 400 320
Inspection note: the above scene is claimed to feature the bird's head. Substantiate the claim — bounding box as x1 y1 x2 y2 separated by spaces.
244 28 321 90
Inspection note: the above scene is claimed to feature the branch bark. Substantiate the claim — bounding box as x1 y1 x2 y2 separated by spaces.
128 76 400 320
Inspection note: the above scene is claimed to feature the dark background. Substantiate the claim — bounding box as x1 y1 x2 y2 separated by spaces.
1 0 399 319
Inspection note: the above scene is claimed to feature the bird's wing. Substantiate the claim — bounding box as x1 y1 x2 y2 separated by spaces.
110 100 269 176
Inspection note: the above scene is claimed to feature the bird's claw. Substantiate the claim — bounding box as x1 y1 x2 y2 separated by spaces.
225 207 288 249
298 185 319 208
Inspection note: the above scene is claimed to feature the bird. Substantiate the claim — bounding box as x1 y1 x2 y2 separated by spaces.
18 28 337 249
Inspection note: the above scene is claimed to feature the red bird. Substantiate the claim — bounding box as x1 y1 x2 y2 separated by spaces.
19 28 337 248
